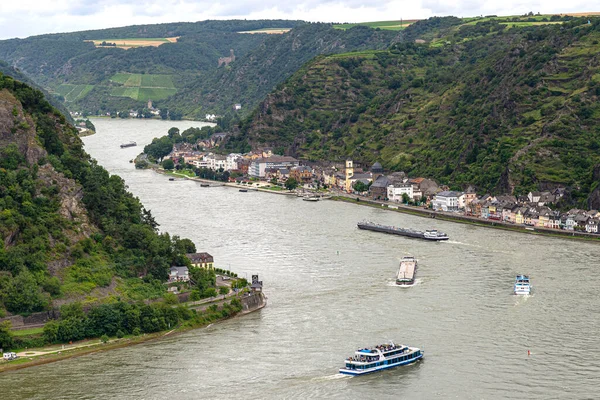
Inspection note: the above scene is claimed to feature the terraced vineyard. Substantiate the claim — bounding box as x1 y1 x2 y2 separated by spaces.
333 20 417 30
56 84 95 102
109 73 177 101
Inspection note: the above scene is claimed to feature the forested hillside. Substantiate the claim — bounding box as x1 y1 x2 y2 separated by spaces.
0 73 197 316
0 21 400 119
162 24 402 118
232 17 600 206
0 20 304 114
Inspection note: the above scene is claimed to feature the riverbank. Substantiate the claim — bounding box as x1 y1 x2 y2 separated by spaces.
333 196 600 242
152 169 600 242
0 292 266 374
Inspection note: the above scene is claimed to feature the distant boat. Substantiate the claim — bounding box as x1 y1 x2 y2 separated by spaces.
200 184 210 187
302 196 320 202
120 141 137 148
339 342 423 376
169 178 175 181
514 275 531 295
239 189 248 192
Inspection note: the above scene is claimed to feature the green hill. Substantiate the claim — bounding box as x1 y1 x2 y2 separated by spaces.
0 72 197 316
230 17 600 206
0 21 401 119
0 20 305 115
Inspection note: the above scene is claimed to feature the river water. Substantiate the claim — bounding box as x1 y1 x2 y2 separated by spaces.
2 118 600 399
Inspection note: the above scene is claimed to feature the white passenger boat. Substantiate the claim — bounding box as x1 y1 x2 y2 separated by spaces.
514 275 531 295
339 342 423 376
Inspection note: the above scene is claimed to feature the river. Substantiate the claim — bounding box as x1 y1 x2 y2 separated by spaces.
2 118 599 399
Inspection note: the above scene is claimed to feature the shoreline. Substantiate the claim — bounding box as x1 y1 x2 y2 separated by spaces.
332 196 600 242
157 169 599 242
0 293 266 374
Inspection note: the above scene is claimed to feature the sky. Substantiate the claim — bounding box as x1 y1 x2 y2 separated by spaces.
0 0 598 40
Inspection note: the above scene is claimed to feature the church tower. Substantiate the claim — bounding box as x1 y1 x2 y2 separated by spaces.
345 160 354 192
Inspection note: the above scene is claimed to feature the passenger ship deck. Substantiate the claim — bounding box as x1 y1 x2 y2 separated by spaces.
339 342 423 376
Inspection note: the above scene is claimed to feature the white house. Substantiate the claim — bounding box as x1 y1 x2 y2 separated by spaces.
248 156 299 178
169 266 189 283
586 218 599 234
226 153 242 171
387 183 413 203
432 191 462 212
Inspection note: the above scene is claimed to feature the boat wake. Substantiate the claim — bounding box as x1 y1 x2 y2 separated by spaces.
386 278 423 287
312 374 350 381
446 240 478 247
514 294 532 305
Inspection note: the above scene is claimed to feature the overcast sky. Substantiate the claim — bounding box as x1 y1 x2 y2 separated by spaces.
0 0 597 40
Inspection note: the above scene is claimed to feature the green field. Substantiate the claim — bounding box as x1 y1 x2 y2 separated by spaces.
109 73 177 101
110 87 140 99
333 20 417 31
55 84 95 102
11 327 44 337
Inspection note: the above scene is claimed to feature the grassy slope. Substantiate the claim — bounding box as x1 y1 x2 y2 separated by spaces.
236 18 600 204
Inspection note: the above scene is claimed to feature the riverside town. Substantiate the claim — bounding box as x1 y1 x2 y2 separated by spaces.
150 140 600 236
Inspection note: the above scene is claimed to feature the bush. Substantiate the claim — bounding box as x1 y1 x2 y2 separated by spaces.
100 334 109 343
116 330 125 338
202 288 218 298
219 286 229 295
132 327 141 336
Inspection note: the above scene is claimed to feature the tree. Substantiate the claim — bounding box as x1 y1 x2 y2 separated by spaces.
144 136 173 162
219 286 229 295
162 159 175 170
167 127 180 138
0 321 14 350
3 270 50 314
353 180 369 193
285 177 298 191
401 193 410 204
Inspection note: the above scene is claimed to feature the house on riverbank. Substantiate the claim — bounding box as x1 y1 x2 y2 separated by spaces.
187 252 214 269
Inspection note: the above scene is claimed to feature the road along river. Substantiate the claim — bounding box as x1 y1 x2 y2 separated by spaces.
1 118 599 399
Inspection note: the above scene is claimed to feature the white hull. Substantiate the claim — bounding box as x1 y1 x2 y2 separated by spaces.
339 352 423 376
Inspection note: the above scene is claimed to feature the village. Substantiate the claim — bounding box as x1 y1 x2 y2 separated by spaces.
163 140 600 235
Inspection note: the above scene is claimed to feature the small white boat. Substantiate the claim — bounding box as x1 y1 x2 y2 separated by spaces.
302 196 320 202
514 275 531 295
339 342 423 376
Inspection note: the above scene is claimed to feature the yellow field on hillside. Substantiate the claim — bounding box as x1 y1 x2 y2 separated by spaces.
86 37 179 50
238 28 291 34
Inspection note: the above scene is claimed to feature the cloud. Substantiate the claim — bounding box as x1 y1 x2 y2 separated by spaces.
0 0 598 40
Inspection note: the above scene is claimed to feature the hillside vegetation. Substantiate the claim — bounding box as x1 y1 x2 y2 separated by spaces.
0 73 198 316
159 24 402 118
0 20 304 114
232 17 600 206
0 21 401 119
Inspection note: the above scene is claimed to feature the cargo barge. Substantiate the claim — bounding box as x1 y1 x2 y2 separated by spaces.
357 221 449 241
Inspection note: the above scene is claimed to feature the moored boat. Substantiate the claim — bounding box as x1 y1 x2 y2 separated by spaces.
302 196 320 202
396 256 417 285
357 221 449 241
514 275 531 295
339 342 423 376
120 141 137 148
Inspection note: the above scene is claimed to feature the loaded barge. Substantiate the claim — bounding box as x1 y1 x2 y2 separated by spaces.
357 221 449 241
397 256 417 285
